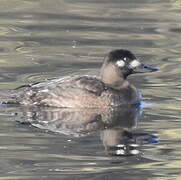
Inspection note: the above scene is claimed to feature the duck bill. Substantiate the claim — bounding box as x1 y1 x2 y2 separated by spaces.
133 64 159 73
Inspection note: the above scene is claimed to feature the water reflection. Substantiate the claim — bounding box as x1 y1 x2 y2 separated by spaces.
1 0 181 178
16 104 158 156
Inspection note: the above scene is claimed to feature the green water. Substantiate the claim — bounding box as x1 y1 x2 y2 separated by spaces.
0 0 181 179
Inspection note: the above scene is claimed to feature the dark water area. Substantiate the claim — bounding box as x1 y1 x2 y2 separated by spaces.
0 0 181 179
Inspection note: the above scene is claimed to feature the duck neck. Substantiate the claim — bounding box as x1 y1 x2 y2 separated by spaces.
100 63 129 90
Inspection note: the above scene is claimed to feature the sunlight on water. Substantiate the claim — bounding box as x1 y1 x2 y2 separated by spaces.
0 0 181 179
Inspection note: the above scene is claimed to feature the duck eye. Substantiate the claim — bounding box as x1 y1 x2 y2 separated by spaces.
116 60 125 67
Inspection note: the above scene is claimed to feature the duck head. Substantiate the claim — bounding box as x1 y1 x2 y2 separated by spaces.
100 49 159 89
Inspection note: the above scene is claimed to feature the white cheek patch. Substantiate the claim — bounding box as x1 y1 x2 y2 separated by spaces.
130 59 141 68
116 60 125 67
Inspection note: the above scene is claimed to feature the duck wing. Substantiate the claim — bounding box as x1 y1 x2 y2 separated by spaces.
14 76 106 107
72 76 105 96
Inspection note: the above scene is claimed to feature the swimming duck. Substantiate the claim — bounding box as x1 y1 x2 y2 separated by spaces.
12 49 159 108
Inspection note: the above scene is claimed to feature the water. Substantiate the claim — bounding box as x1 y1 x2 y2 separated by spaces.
0 0 181 179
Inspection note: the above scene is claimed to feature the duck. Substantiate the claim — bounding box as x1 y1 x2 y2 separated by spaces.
10 49 159 108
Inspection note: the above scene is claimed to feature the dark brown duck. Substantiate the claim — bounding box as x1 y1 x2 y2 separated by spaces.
6 49 159 108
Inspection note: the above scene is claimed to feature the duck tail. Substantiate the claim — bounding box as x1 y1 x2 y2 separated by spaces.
0 90 18 106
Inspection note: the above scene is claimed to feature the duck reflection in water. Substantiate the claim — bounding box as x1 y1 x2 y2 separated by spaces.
17 104 159 156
